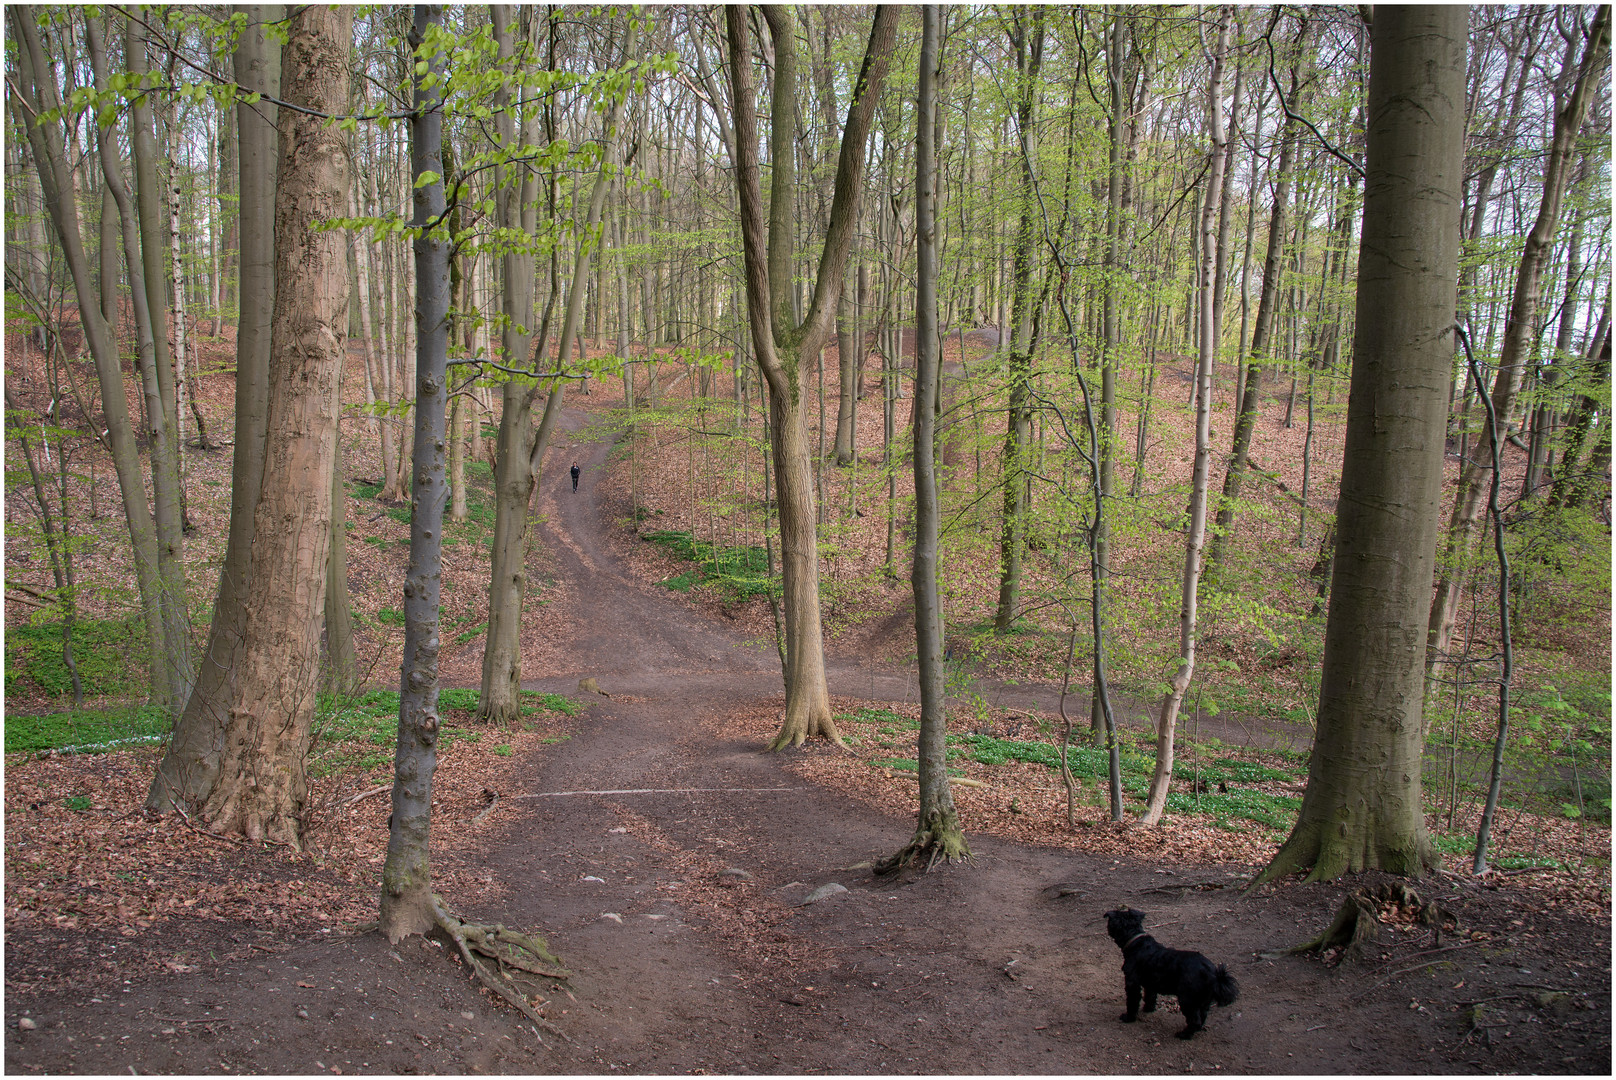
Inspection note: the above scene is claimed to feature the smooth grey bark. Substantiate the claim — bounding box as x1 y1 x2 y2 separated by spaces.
124 15 195 704
146 3 280 811
382 3 449 940
479 9 635 725
325 434 358 695
881 5 967 872
1258 3 1466 883
9 6 169 718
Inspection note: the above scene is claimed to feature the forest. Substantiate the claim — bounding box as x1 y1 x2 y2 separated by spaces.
3 4 1611 1074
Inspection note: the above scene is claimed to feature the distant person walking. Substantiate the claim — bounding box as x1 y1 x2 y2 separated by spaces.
570 461 581 492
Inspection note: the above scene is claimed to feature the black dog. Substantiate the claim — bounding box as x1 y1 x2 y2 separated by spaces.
1104 907 1239 1039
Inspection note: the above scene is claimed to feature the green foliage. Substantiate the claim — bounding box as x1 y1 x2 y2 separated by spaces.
4 704 170 753
377 608 406 627
644 530 772 600
5 617 147 701
836 707 920 731
64 796 92 812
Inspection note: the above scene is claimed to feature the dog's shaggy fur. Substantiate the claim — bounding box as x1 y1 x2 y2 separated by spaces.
1104 907 1240 1039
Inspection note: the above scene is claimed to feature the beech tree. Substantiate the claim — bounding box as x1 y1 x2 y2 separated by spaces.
1258 3 1466 883
725 3 899 750
196 3 352 843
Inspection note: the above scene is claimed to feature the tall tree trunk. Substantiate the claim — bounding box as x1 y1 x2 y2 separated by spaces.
196 3 352 844
1257 3 1465 883
146 4 280 811
883 5 966 871
1140 8 1231 827
1426 7 1608 669
382 3 449 939
726 5 899 750
10 7 170 718
478 5 544 727
125 16 195 703
992 9 1046 634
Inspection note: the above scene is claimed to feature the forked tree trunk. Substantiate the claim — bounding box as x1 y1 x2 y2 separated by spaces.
382 3 449 939
1208 16 1308 574
146 3 280 811
1258 3 1465 883
196 4 351 845
726 5 898 750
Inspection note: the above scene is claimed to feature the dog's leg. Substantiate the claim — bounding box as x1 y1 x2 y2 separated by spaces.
1142 988 1158 1014
1177 1004 1208 1039
1120 980 1141 1023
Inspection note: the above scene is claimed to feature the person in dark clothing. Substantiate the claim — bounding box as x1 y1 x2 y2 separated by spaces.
570 461 581 492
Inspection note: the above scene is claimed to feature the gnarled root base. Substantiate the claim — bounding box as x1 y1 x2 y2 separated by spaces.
874 815 971 876
430 897 572 1040
1279 881 1455 964
767 711 846 752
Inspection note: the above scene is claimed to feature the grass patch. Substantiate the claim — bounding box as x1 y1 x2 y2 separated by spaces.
4 704 171 754
644 529 772 600
5 616 149 701
837 707 920 731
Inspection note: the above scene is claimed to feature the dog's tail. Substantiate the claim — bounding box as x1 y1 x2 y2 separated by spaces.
1212 965 1240 1007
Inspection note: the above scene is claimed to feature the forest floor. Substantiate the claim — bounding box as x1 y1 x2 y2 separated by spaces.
4 333 1610 1074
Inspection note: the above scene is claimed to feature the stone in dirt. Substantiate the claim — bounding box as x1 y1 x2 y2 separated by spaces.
799 883 849 906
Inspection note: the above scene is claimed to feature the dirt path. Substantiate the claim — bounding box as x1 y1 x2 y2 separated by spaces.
6 408 1608 1074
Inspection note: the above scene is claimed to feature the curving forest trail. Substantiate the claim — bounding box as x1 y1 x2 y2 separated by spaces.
5 407 1607 1075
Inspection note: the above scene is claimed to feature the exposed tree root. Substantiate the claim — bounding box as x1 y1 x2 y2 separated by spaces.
874 817 972 876
430 897 571 1039
1278 881 1455 964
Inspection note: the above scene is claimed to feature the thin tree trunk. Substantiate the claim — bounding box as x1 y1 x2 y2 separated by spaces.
1141 9 1231 827
882 5 967 871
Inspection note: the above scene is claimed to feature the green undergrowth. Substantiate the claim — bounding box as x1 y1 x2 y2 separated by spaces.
643 529 772 600
5 704 171 754
308 688 580 775
5 616 149 702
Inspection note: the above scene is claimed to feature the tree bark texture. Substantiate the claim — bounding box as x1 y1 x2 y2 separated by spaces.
382 3 449 941
197 4 352 844
148 3 280 811
1259 3 1466 883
